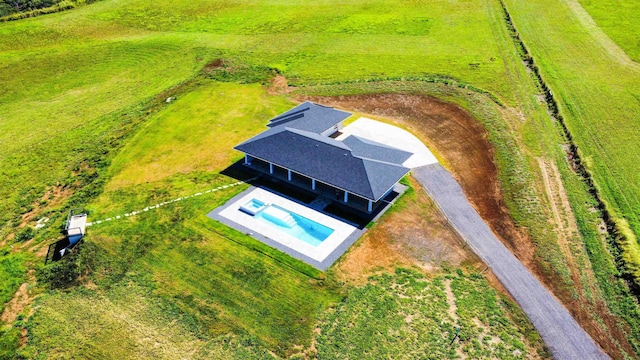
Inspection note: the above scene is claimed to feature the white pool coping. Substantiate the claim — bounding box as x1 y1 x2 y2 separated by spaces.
337 117 438 168
217 187 358 263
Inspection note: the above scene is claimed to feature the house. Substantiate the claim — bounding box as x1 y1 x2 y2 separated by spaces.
235 102 411 213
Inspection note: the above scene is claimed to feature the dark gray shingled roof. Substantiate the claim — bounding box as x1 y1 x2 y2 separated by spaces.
267 101 351 134
235 102 411 201
342 135 412 165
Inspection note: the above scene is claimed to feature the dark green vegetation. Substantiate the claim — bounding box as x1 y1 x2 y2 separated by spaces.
0 0 88 20
317 268 545 359
1 0 639 358
1 0 63 16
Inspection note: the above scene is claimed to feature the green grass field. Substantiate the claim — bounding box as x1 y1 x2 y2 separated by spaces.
578 0 640 61
2 0 640 358
503 0 640 283
0 0 518 237
317 268 546 359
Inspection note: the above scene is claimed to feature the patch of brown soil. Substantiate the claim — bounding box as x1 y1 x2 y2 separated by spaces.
1 283 29 324
34 242 50 258
301 94 535 268
335 177 479 284
267 75 293 95
335 219 413 285
20 185 72 228
1 269 36 327
202 58 225 74
444 279 466 358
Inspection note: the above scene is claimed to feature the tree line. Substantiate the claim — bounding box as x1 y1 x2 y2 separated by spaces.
1 0 67 16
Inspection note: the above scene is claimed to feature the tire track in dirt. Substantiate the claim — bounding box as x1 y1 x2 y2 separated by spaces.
537 158 581 287
444 279 465 359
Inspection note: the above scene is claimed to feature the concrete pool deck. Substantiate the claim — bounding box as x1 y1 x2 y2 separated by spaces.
208 187 367 270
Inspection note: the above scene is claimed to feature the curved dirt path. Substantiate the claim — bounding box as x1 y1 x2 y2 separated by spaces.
414 163 607 360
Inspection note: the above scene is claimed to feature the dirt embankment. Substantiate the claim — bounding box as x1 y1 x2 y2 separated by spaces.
301 94 535 268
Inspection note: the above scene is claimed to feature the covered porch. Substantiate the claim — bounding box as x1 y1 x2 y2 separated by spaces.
243 155 392 214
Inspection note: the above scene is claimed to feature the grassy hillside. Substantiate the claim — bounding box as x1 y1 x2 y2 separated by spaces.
23 282 276 359
0 0 519 332
84 81 335 352
10 79 548 358
0 0 522 239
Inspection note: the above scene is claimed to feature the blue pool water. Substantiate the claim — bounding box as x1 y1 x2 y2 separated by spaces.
244 199 333 246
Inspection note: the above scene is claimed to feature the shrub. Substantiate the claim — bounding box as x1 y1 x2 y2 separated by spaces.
14 227 35 242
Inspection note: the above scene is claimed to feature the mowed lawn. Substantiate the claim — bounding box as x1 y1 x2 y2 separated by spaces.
503 0 640 278
102 81 293 190
578 0 640 61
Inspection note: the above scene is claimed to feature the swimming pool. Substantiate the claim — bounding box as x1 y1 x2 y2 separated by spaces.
242 198 334 246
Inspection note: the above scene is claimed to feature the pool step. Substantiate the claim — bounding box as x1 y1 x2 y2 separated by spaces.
282 215 296 228
262 206 297 228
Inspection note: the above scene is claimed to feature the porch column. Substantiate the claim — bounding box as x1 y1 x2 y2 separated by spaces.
269 163 274 174
311 179 316 190
244 154 251 165
368 200 373 212
344 191 349 203
287 169 292 181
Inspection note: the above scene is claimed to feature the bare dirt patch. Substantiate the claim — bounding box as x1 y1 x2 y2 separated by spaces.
444 279 466 358
335 177 479 284
2 269 35 327
1 283 29 325
202 58 225 74
267 75 293 95
19 185 72 228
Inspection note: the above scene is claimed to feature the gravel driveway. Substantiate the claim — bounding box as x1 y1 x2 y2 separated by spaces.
413 164 608 360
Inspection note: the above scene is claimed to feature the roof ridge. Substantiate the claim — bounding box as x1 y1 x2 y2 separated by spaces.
354 155 410 167
285 127 352 151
